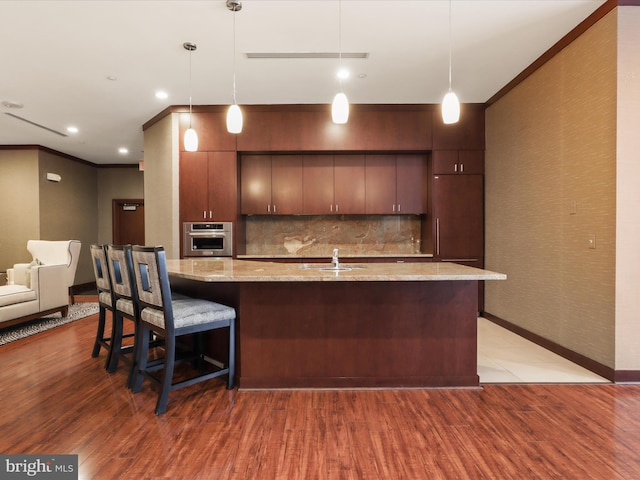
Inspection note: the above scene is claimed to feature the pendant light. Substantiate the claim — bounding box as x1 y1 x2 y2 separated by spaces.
441 0 460 125
226 0 243 134
183 42 198 151
332 0 349 124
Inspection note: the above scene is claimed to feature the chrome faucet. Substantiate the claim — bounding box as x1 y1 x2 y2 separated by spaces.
332 248 340 268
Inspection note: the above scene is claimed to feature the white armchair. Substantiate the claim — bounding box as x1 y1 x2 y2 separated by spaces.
0 240 81 329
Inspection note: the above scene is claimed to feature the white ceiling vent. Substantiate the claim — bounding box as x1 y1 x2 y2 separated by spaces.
4 112 68 137
245 52 369 59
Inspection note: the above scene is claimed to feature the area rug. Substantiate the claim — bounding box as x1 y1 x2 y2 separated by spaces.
0 302 99 346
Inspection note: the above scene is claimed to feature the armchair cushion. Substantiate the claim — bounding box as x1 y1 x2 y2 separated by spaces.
0 285 36 307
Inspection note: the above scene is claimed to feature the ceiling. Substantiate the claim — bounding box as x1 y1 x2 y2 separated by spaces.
0 0 607 165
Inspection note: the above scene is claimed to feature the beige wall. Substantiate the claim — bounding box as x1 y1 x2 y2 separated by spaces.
38 150 98 285
97 167 144 245
0 150 40 272
485 12 618 367
142 113 180 258
615 7 640 370
0 147 147 287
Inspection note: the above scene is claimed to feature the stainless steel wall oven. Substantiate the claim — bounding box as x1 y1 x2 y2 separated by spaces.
182 222 233 257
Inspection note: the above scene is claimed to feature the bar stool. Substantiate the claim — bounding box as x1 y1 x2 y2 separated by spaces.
105 244 141 388
90 244 115 368
130 245 236 415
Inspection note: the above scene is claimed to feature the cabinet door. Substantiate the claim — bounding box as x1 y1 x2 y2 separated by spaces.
334 154 365 214
240 155 272 214
396 154 427 214
207 151 237 222
432 150 459 175
271 155 303 214
180 151 210 221
457 150 484 175
365 154 396 214
432 174 483 259
303 155 334 214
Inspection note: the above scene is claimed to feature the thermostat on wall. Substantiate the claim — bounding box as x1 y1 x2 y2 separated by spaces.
46 173 61 182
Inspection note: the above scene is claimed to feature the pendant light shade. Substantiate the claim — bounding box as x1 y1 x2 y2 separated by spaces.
441 90 460 125
226 104 243 134
441 0 460 125
227 0 243 134
183 42 198 151
184 127 198 151
332 92 349 124
332 0 349 125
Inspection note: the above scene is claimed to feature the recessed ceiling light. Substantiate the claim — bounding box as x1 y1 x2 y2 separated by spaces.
155 90 169 99
66 126 79 133
337 68 350 80
118 147 129 154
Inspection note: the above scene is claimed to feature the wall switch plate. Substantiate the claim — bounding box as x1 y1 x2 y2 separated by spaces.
588 234 596 249
570 200 577 215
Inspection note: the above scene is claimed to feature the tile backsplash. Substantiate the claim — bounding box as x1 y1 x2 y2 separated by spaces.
244 215 422 257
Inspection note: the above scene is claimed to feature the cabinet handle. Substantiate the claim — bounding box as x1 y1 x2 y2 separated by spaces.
398 204 401 212
273 204 277 213
454 164 457 173
336 204 339 213
393 204 395 212
460 163 464 173
436 218 440 256
203 210 206 219
209 210 213 219
267 204 270 213
330 204 333 213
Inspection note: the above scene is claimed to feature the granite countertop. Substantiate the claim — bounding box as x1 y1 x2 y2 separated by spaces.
236 253 434 259
166 258 507 283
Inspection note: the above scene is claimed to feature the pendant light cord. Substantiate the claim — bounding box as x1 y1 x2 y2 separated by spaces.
188 47 194 127
233 8 237 104
447 0 452 91
338 0 343 92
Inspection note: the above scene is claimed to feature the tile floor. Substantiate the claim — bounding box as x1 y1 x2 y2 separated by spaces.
478 317 610 384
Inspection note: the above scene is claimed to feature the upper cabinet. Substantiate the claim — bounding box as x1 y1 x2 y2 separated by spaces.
241 153 426 216
240 155 302 214
432 150 484 175
180 151 237 222
365 154 427 214
302 155 365 214
333 155 366 214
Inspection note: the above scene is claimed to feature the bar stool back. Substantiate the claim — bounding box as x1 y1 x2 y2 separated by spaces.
105 244 140 388
89 244 116 369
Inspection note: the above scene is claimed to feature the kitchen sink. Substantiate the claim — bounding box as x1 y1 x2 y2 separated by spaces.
299 263 365 271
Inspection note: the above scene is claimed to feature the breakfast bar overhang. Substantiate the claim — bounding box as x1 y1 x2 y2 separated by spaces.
166 259 506 389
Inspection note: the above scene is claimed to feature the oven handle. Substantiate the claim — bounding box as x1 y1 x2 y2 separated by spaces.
188 232 228 237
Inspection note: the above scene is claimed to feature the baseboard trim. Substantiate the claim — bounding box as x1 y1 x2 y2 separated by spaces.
483 312 616 382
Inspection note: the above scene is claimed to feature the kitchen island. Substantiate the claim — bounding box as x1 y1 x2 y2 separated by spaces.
166 258 506 389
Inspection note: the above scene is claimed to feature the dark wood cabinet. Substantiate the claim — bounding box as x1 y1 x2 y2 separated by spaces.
432 150 484 175
365 154 427 214
302 155 334 214
333 155 365 214
180 151 237 222
432 174 484 312
432 174 483 260
271 155 303 214
240 155 302 214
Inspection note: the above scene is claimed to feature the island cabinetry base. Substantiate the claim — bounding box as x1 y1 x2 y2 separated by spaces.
171 277 479 389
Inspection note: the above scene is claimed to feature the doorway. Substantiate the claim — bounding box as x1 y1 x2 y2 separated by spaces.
112 199 145 245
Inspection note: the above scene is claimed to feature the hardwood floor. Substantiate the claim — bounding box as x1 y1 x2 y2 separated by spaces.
2 306 640 479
